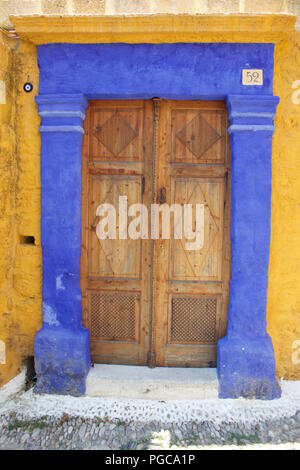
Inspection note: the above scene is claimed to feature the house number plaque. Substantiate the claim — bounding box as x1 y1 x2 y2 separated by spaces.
242 69 263 85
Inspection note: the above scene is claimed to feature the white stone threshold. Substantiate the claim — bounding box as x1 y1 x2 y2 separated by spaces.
0 368 299 427
85 365 219 400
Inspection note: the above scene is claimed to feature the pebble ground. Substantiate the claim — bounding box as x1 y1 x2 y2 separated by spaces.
0 410 299 450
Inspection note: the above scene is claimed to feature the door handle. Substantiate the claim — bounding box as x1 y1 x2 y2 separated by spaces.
159 187 166 204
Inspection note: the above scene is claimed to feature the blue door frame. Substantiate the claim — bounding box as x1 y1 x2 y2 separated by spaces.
34 43 280 399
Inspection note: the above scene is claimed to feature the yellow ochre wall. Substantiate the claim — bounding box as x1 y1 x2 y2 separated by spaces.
0 12 300 386
0 33 42 386
268 30 300 380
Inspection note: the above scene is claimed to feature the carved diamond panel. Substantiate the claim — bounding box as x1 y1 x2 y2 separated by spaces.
93 111 138 156
176 113 221 159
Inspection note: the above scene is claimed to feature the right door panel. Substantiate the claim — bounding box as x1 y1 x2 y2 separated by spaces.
153 100 231 367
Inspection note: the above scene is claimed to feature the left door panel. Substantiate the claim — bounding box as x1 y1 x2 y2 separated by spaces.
81 100 154 365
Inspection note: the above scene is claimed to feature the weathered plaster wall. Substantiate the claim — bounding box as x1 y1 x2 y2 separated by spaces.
1 0 300 29
268 30 300 379
0 31 19 385
13 38 42 362
0 4 300 386
0 33 42 386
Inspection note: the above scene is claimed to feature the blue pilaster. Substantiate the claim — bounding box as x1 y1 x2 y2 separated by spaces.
34 94 90 395
217 95 281 399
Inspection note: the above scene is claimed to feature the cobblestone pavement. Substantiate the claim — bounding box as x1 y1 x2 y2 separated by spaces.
0 410 299 450
0 381 299 451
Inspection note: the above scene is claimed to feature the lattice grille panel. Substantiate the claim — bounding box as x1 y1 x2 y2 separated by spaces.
170 297 217 343
90 293 138 341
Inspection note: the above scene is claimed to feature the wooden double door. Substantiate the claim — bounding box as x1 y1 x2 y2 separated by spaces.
81 99 231 367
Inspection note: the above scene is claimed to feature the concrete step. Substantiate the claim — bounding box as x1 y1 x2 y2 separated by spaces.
85 364 218 400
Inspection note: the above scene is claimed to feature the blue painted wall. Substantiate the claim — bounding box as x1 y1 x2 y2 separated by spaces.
218 95 280 398
34 95 90 395
35 43 280 398
38 43 274 99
